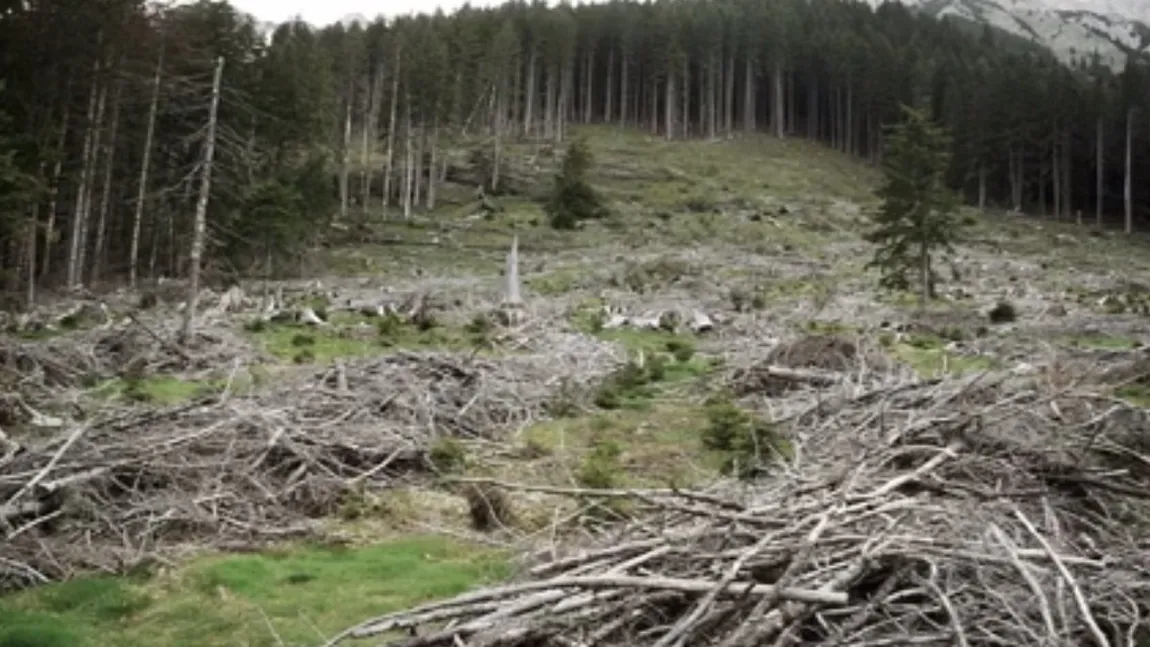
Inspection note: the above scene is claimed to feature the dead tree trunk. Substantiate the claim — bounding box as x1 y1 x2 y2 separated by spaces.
772 60 785 139
339 96 352 222
130 43 163 289
1095 115 1103 227
66 68 100 289
383 47 400 215
362 67 382 212
41 102 70 279
179 56 223 345
92 79 123 282
1124 107 1133 234
426 119 438 210
524 48 537 136
402 90 413 220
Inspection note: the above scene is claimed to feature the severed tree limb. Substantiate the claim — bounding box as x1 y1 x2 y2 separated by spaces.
1012 507 1111 647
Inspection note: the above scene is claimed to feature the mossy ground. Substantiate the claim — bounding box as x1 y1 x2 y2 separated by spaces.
0 537 507 647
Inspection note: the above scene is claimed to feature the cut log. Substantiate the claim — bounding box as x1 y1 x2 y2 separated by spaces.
298 307 327 326
690 310 714 333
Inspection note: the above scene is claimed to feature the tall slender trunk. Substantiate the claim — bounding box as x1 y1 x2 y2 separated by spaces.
743 57 755 132
787 70 796 136
66 67 101 289
1062 128 1072 221
557 61 569 143
524 48 537 135
509 58 521 137
664 68 675 141
603 48 614 126
362 66 383 212
582 50 593 124
1124 106 1133 234
339 96 352 221
772 60 784 139
807 74 818 140
979 164 989 210
426 119 438 210
130 43 162 289
179 56 223 344
724 53 734 135
26 199 39 309
42 102 70 278
92 79 123 282
1051 136 1060 219
619 53 629 126
402 90 413 220
1095 115 1104 226
383 47 400 214
845 83 853 154
681 59 690 138
544 64 556 139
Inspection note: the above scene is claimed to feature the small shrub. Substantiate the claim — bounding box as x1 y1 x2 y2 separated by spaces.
701 396 789 479
428 437 467 474
578 439 623 490
665 338 696 363
244 318 267 333
593 358 659 409
988 301 1017 324
291 333 315 347
465 312 493 335
463 482 514 531
375 312 405 337
413 311 438 332
122 378 151 402
292 349 315 364
546 378 584 418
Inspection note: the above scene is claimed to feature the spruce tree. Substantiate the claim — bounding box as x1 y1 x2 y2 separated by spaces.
546 136 606 230
865 105 961 306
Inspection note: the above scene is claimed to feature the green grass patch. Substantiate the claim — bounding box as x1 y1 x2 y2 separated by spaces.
1064 332 1142 350
0 537 508 647
1114 384 1150 407
87 376 227 405
247 314 495 364
520 405 720 488
892 342 996 377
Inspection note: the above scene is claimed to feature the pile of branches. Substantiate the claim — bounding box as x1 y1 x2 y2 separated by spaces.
729 333 905 398
0 348 613 591
326 371 1150 646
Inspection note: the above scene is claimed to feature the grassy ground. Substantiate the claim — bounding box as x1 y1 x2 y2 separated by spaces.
0 537 508 647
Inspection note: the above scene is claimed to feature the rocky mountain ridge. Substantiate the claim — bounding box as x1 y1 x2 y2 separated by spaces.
886 0 1150 68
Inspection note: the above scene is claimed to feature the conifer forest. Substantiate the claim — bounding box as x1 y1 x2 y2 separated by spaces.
1 1 1149 646
0 0 1147 293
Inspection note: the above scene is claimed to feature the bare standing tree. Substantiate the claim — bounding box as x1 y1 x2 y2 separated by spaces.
179 56 223 345
130 39 163 289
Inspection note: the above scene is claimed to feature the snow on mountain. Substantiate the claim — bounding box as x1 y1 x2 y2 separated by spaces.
884 0 1150 68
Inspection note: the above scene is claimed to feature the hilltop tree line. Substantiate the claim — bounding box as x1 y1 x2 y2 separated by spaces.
0 0 1148 308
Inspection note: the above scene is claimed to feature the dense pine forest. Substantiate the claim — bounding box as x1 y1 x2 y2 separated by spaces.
0 0 1148 307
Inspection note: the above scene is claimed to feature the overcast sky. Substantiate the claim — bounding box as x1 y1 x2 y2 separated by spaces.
227 0 584 27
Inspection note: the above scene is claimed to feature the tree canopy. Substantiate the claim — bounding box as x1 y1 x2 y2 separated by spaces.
0 0 1147 303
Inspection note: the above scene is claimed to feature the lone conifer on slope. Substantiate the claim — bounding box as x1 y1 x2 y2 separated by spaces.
865 105 961 307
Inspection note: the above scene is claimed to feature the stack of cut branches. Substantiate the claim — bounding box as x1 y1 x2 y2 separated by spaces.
0 347 615 591
326 372 1150 647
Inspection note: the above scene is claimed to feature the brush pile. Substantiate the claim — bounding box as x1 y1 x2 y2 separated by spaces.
326 367 1150 647
0 337 617 591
